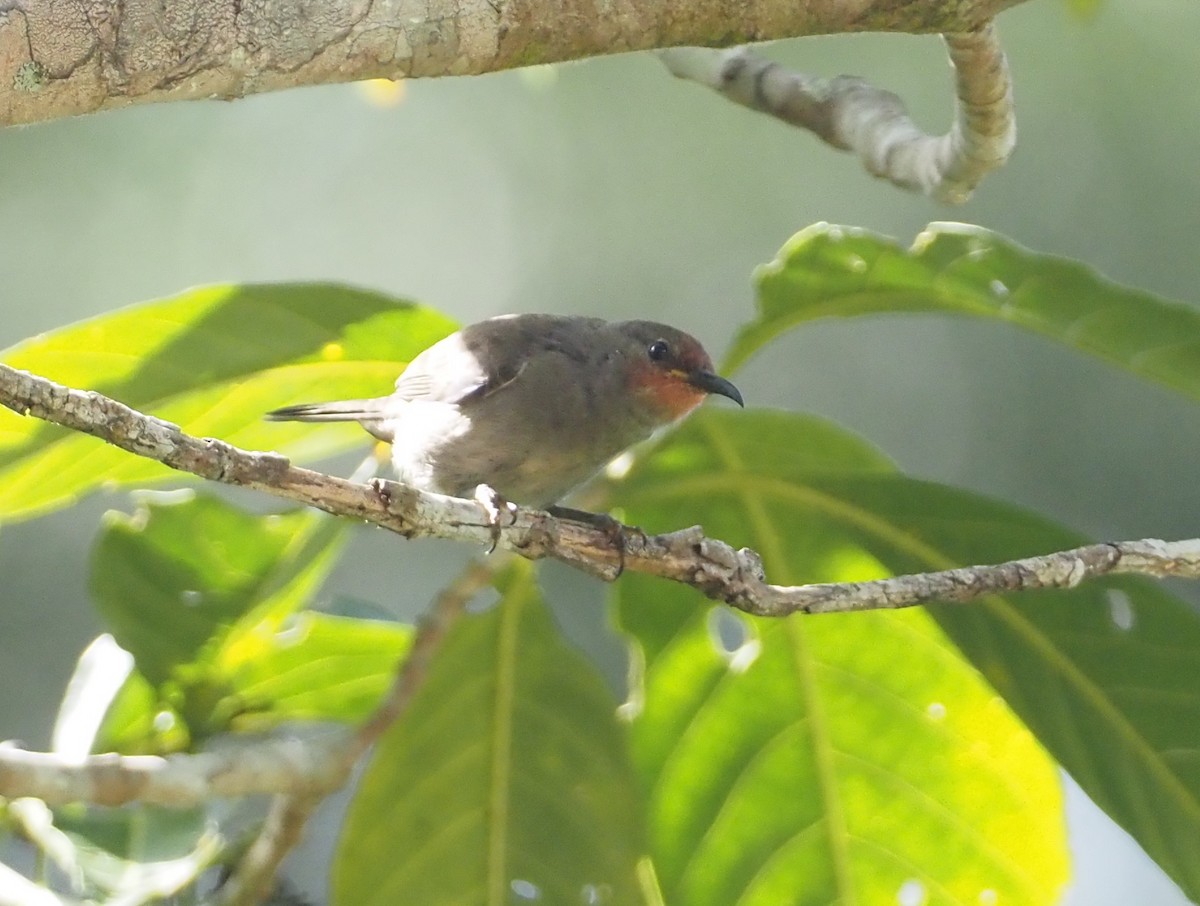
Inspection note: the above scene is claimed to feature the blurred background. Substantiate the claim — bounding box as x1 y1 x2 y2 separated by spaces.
1 0 1197 901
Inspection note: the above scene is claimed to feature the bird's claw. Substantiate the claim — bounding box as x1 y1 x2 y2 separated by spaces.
474 484 517 554
371 477 394 508
547 505 634 580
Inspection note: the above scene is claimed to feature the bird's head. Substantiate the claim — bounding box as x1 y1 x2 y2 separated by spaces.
619 321 744 422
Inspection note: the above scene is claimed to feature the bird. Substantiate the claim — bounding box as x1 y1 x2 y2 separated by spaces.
266 313 743 521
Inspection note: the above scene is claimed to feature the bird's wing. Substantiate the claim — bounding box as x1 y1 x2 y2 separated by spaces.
391 333 490 403
394 315 605 406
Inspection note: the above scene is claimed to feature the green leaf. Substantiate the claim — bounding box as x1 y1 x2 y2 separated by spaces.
614 409 1072 906
90 493 336 687
51 804 220 903
95 611 412 753
1065 0 1101 19
0 283 457 521
333 560 646 906
92 667 188 755
89 492 407 747
727 223 1200 403
222 611 410 728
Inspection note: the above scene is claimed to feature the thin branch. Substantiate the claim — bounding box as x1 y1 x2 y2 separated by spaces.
0 0 1016 128
350 558 496 753
3 363 1200 622
2 365 1200 819
0 557 492 898
0 559 493 809
213 559 491 906
215 793 323 906
658 20 1015 202
0 734 348 807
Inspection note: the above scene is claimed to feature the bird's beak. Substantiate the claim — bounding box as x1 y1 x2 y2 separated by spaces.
687 370 744 407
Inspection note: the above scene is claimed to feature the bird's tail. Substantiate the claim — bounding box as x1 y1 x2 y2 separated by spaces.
266 398 394 442
265 399 386 423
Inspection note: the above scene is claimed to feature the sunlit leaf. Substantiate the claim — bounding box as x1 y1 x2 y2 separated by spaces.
92 667 186 755
614 409 1077 906
88 492 408 749
0 283 456 520
333 560 646 906
90 493 336 687
225 611 409 728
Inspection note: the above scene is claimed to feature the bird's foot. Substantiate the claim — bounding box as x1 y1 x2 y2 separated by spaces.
547 505 636 579
370 477 394 508
474 484 518 554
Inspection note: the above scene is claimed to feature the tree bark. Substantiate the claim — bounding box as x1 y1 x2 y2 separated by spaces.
0 0 1019 127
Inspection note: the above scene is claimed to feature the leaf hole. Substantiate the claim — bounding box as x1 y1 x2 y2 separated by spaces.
979 889 998 905
275 614 306 644
1107 589 1135 631
897 879 926 906
926 702 946 721
706 608 760 673
466 587 502 614
510 879 541 901
580 883 612 903
153 710 176 733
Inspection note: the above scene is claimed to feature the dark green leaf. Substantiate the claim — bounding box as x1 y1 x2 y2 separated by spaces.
728 223 1200 406
92 667 187 755
89 492 396 746
90 493 337 687
39 804 218 902
333 560 645 906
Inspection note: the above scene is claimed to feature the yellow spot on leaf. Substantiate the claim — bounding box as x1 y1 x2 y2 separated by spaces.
823 544 890 583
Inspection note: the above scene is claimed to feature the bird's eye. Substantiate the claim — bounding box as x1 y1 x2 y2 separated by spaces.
648 340 670 362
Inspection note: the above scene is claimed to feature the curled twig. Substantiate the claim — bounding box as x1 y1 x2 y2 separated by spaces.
659 21 1015 202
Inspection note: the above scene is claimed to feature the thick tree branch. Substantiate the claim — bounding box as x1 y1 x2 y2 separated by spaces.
0 0 1018 128
658 21 1014 202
